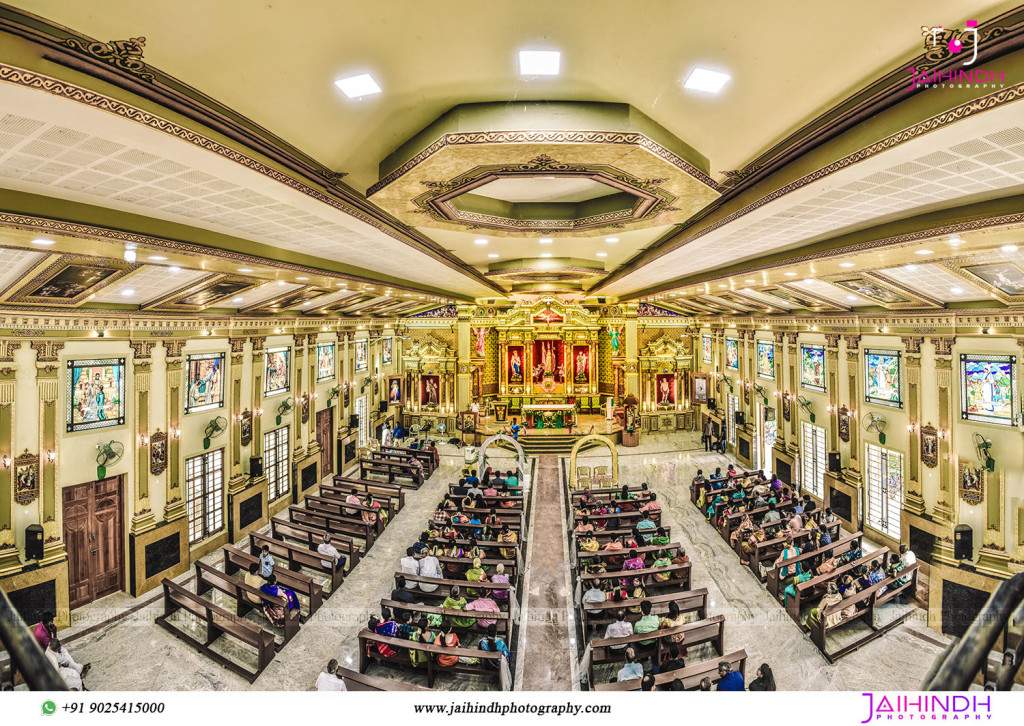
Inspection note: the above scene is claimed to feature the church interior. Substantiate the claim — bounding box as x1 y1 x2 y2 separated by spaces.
1 0 1024 694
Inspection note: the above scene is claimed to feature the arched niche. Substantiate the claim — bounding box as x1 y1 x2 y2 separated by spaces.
568 434 618 488
477 433 528 484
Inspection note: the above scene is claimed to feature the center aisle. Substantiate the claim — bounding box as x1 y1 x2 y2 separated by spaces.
519 455 575 690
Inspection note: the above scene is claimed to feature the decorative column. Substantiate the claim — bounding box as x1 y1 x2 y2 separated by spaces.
292 333 306 460
930 337 956 522
162 339 186 521
457 307 472 410
305 333 320 458
843 334 862 480
30 340 65 562
785 332 799 452
0 341 19 574
228 337 247 493
773 331 787 450
128 341 156 535
902 336 925 515
624 305 639 397
825 333 841 449
250 336 266 483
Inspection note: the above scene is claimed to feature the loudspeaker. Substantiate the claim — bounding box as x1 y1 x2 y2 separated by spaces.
707 398 717 410
954 524 973 561
25 524 43 561
349 414 359 428
249 456 263 479
828 452 841 473
378 400 388 414
734 411 745 426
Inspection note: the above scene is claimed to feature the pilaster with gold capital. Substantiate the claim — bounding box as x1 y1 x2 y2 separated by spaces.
291 334 306 460
228 337 247 491
128 341 157 535
305 333 320 457
250 336 266 484
162 338 186 521
931 338 956 522
0 340 20 573
30 340 65 561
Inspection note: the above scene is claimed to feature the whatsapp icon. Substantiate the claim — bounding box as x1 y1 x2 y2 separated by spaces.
42 700 57 715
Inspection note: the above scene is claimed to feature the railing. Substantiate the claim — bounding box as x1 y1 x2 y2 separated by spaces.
923 572 1024 690
0 587 67 690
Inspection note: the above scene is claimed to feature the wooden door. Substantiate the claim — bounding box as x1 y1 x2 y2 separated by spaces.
62 476 123 610
317 407 334 476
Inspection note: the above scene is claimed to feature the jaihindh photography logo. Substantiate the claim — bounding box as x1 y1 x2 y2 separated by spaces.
906 21 1009 90
860 693 994 722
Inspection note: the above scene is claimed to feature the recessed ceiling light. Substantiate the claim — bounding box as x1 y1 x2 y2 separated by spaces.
846 295 858 301
683 67 731 93
149 255 167 261
1002 244 1018 253
518 50 560 76
336 282 347 287
948 235 963 245
238 268 253 273
296 276 309 281
596 252 607 257
474 238 488 245
915 249 933 255
121 289 135 297
904 264 917 270
745 279 756 284
803 279 815 284
487 253 499 259
839 262 855 268
168 266 181 273
718 284 727 289
784 271 797 277
31 238 55 246
539 253 552 258
334 73 382 99
277 280 287 286
539 238 553 244
605 237 619 243
232 297 243 303
950 287 964 295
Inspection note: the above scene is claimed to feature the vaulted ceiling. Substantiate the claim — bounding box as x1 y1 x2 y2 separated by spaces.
2 0 1024 316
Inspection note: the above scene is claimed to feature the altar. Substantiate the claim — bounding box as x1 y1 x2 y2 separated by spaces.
522 403 577 430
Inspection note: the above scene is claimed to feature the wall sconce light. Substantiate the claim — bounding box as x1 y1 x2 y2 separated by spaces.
939 428 948 440
2 455 9 468
46 450 56 463
95 331 105 338
906 423 915 433
232 413 242 423
201 330 211 336
312 392 319 400
171 427 181 439
139 434 149 446
827 405 835 414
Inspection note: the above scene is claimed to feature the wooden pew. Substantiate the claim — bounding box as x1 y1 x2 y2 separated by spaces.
155 578 275 684
572 509 661 527
438 555 517 582
270 516 360 571
394 572 513 606
375 449 435 476
222 544 324 619
577 542 683 565
336 666 431 691
578 563 691 594
381 445 437 474
288 505 377 550
595 650 748 691
428 537 520 555
327 478 405 513
570 483 649 497
808 563 920 663
358 629 502 688
576 527 673 545
786 549 888 624
248 531 344 596
720 505 769 542
193 560 299 647
765 532 863 600
360 458 424 488
588 615 725 684
740 520 841 582
380 598 511 636
442 502 525 518
580 588 707 634
305 494 390 536
446 520 522 538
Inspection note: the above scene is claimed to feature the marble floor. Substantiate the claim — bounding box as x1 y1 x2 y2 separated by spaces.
14 432 954 691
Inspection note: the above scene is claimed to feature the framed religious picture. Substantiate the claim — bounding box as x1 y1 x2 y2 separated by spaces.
573 345 591 384
458 409 478 433
185 352 225 414
783 394 792 422
959 459 985 506
756 340 774 380
316 343 336 382
354 339 368 373
507 345 525 386
702 335 713 364
240 409 253 447
493 402 508 423
420 374 440 408
149 429 168 476
691 372 709 405
66 358 126 433
264 347 291 397
838 407 850 442
960 353 1017 426
864 349 902 408
920 422 938 469
725 338 739 370
382 337 393 366
387 375 403 406
13 450 39 506
301 395 310 424
655 373 676 407
800 345 826 392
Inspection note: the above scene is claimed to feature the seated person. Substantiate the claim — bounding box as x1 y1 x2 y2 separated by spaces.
46 638 88 691
639 493 661 514
391 574 416 603
318 533 347 572
633 600 660 645
616 647 644 682
603 610 633 649
657 642 686 674
465 590 501 628
479 623 510 670
574 515 595 535
582 578 607 608
443 585 476 628
260 574 300 627
490 563 510 600
464 557 489 596
636 512 657 543
716 660 745 690
314 658 347 691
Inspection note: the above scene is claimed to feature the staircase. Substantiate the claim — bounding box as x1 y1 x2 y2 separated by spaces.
516 433 604 456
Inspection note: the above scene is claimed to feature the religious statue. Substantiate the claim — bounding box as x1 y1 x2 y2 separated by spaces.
425 377 438 405
659 376 672 405
473 326 487 357
608 326 622 356
575 349 589 383
510 349 523 382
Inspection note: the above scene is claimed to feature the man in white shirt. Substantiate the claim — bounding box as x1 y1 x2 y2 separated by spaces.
45 639 87 691
318 533 346 571
314 659 347 691
417 551 442 593
603 610 633 650
582 579 606 610
400 547 420 590
900 544 917 568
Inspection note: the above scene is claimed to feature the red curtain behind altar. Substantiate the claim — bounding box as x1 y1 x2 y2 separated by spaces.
532 340 564 383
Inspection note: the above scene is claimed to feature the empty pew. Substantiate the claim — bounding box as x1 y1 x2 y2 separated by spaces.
336 666 431 691
288 505 376 550
155 578 275 684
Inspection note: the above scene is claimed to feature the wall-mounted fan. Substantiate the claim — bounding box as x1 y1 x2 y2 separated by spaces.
863 412 887 445
754 384 768 404
276 397 294 425
95 440 124 479
327 385 341 403
204 415 228 449
797 395 815 423
973 432 995 472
